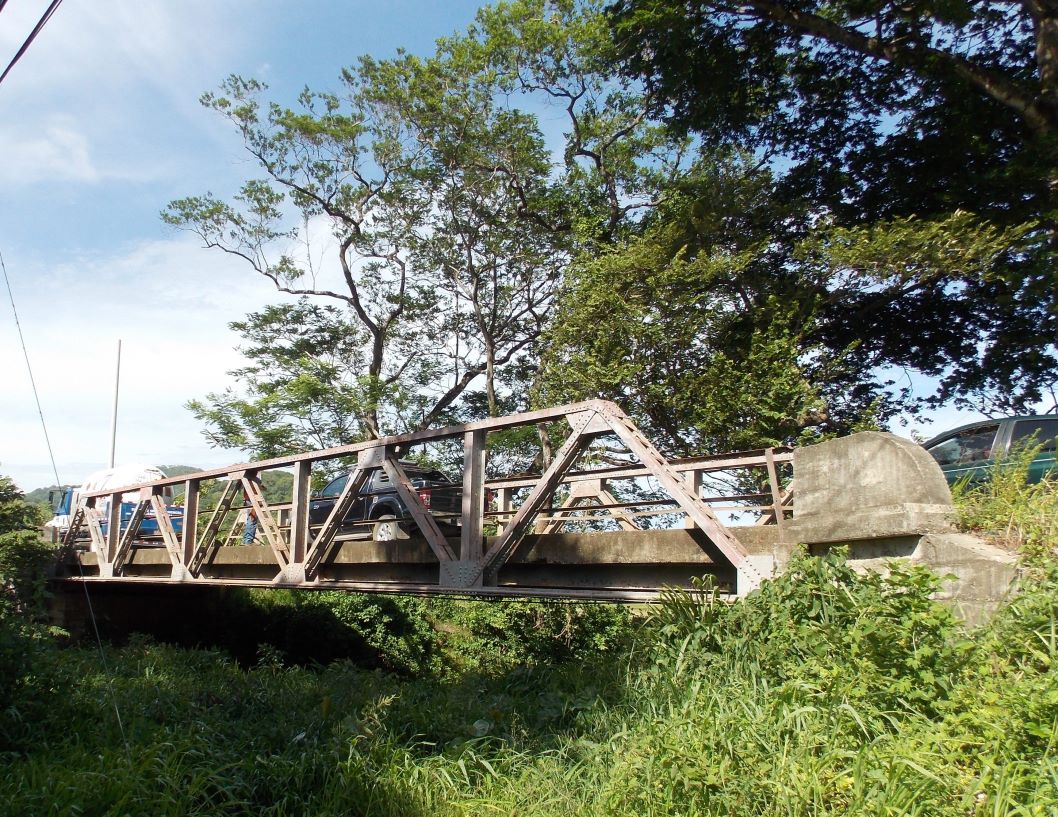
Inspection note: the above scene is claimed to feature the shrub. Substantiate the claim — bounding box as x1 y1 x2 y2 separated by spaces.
426 597 634 675
648 549 966 721
0 477 61 750
952 441 1058 559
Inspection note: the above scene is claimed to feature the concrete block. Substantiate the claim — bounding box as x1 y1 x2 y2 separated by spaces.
809 532 1018 624
788 431 955 544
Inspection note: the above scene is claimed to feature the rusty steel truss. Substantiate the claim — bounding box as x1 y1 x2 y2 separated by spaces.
61 400 792 600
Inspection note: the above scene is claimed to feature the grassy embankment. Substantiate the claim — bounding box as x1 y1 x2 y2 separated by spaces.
0 454 1056 816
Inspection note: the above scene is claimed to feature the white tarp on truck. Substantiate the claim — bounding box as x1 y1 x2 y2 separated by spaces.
44 464 169 540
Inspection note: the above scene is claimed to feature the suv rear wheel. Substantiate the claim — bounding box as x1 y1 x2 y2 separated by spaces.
372 513 409 542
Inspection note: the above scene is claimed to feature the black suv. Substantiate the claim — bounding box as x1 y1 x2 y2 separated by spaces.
308 463 461 540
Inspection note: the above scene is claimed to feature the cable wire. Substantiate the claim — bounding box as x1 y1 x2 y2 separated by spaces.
1 250 60 488
0 0 64 88
1 248 132 765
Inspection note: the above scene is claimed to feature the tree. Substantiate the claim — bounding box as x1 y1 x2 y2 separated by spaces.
608 0 1058 412
0 476 50 618
164 44 567 447
609 1 1058 216
166 0 695 458
541 153 1036 452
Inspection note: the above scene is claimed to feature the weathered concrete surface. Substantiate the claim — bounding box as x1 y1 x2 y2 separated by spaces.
786 431 954 544
805 534 1019 625
788 431 1019 620
72 528 747 591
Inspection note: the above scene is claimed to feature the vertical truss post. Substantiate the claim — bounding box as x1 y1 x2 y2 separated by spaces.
441 430 487 588
289 461 312 566
683 469 703 528
764 448 786 535
495 487 512 534
181 479 199 566
105 491 121 566
460 430 487 561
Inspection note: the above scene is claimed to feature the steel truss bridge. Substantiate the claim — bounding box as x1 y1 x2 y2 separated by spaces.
60 401 791 600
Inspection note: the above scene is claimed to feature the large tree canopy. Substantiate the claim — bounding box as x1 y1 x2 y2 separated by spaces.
170 0 1056 463
609 0 1058 221
540 154 1032 454
606 0 1058 414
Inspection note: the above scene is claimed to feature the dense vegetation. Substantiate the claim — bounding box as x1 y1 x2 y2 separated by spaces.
6 1 1058 812
1 463 1056 815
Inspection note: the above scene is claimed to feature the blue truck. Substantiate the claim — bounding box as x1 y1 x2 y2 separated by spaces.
45 464 183 542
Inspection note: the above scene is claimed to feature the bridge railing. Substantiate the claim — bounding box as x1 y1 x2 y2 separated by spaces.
63 400 792 596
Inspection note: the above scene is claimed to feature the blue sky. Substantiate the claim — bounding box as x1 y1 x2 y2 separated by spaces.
0 0 483 491
0 0 991 492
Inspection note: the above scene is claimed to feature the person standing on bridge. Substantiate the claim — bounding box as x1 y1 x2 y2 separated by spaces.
242 475 262 545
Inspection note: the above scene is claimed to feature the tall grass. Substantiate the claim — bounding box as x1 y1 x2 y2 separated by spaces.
952 442 1058 557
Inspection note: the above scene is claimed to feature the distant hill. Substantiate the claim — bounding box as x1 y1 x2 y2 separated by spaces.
23 484 68 508
157 465 209 478
25 466 204 509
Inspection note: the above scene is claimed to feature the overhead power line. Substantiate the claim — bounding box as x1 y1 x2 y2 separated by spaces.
2 248 132 764
0 0 64 88
0 249 61 488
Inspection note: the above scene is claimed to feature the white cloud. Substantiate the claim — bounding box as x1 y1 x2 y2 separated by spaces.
0 117 100 185
0 234 301 491
0 0 263 189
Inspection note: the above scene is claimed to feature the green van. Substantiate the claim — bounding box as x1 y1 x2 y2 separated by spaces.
922 415 1058 485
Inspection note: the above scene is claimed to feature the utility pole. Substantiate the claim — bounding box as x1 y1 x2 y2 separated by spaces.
109 339 121 468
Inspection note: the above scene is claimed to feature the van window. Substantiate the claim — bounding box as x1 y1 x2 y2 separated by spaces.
927 424 1000 467
1012 419 1058 453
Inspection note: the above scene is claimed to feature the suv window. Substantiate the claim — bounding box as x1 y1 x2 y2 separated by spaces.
927 424 1000 467
1012 419 1058 453
321 475 348 497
